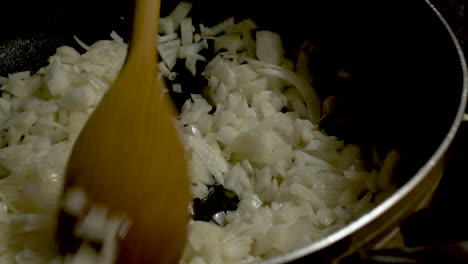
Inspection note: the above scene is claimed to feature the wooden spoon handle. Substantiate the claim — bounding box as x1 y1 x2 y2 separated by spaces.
128 0 159 61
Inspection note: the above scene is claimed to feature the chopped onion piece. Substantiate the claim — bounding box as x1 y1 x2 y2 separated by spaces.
185 54 207 76
8 71 31 80
203 59 236 87
46 60 70 97
37 119 68 132
158 39 181 52
158 61 177 81
232 19 257 33
172 83 182 93
178 41 207 59
181 17 193 45
212 211 227 226
215 33 245 54
241 56 321 124
377 150 400 191
194 33 202 43
63 188 88 217
168 1 193 30
242 31 256 58
158 61 171 76
256 31 284 66
157 39 181 70
0 111 37 131
0 76 9 85
75 206 108 241
56 46 81 64
110 31 124 43
295 51 313 83
73 36 90 51
159 33 178 43
159 17 175 35
201 17 235 37
187 135 229 185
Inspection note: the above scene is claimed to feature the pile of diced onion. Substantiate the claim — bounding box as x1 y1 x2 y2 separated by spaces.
0 2 398 264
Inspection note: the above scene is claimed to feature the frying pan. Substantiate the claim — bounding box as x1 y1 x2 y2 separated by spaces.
1 0 466 263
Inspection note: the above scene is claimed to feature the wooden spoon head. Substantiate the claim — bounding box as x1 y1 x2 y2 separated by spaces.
57 60 191 263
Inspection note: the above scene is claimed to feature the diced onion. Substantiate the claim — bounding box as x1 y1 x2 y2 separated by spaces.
73 36 90 51
256 31 283 65
181 17 194 45
168 1 193 30
110 31 124 43
186 135 229 185
241 56 321 124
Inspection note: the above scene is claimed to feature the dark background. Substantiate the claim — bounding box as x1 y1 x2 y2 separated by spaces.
400 0 468 248
431 0 468 50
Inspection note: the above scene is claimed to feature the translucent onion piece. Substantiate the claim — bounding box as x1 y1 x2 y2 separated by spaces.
240 57 321 124
187 135 229 185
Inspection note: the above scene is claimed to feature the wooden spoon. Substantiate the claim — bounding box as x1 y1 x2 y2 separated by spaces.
56 0 190 263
